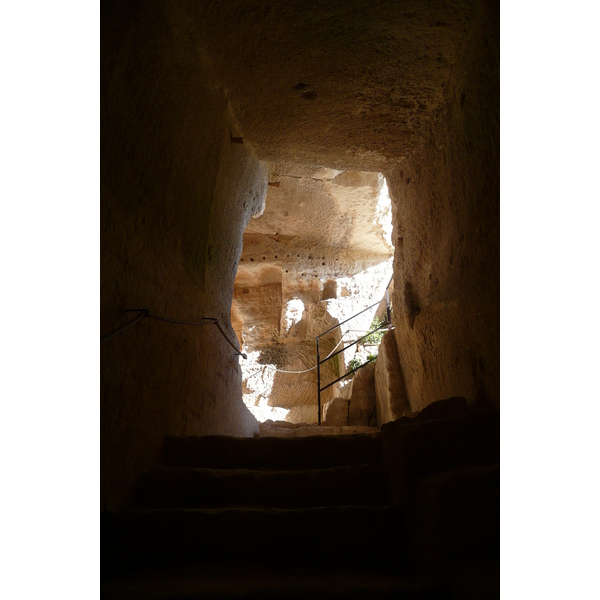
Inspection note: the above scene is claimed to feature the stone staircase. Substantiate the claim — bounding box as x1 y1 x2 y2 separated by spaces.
101 403 499 599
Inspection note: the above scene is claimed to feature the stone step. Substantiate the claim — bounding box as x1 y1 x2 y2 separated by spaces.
258 422 379 438
162 433 382 470
101 562 441 599
101 506 408 579
381 410 499 504
135 464 391 509
408 465 500 578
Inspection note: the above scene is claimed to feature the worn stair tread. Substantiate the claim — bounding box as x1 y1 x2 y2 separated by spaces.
381 409 499 481
135 464 391 509
102 506 409 578
163 433 382 470
409 464 500 569
101 562 441 600
258 423 380 438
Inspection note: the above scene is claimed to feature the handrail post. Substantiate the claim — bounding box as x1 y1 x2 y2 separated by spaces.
385 286 391 325
316 337 321 426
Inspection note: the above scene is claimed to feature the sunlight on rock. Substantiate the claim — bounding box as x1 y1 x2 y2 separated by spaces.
285 298 305 332
233 169 395 425
324 259 393 367
241 350 291 422
375 175 393 250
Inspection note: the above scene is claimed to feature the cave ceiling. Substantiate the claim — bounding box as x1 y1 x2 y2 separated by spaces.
192 0 475 171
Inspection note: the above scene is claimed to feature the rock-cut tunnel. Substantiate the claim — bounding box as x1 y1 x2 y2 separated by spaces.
101 0 499 595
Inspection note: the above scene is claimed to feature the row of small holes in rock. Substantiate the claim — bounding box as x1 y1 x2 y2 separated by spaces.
241 256 339 263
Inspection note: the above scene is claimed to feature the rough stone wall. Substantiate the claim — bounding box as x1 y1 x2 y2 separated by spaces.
190 0 475 171
233 168 393 422
374 331 411 425
101 1 267 508
347 362 377 427
186 0 498 418
237 273 344 424
100 0 499 507
386 0 499 412
240 170 391 282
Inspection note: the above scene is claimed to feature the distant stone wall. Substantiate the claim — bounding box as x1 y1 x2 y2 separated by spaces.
232 168 394 422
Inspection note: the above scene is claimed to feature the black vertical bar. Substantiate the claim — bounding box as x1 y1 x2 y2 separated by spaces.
316 337 321 426
386 286 391 324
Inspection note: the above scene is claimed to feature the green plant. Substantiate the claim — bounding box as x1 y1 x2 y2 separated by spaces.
348 353 378 375
348 357 362 373
363 316 386 346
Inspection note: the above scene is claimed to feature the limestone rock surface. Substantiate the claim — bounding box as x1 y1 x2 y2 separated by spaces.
387 1 499 412
258 421 378 438
191 1 476 171
285 406 320 425
323 398 350 426
374 331 410 426
347 362 377 427
101 0 499 517
233 168 394 423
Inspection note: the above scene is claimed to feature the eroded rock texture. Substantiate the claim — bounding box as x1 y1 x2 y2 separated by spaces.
232 168 394 423
189 0 475 171
323 398 350 426
102 0 499 505
220 0 499 418
101 1 267 508
375 331 410 425
387 1 500 412
347 362 377 427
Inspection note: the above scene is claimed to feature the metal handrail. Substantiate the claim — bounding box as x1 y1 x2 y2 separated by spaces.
100 309 247 358
318 354 380 393
320 320 390 363
316 301 381 339
315 280 393 425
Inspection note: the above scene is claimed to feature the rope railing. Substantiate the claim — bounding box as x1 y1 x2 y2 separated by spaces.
100 309 150 344
242 328 350 378
242 280 395 424
100 309 247 358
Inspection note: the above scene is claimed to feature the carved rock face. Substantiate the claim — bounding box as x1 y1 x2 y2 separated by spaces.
101 0 498 506
233 168 394 422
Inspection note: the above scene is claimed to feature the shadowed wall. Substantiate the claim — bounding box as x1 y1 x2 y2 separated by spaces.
101 0 499 506
387 0 499 411
101 0 266 508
